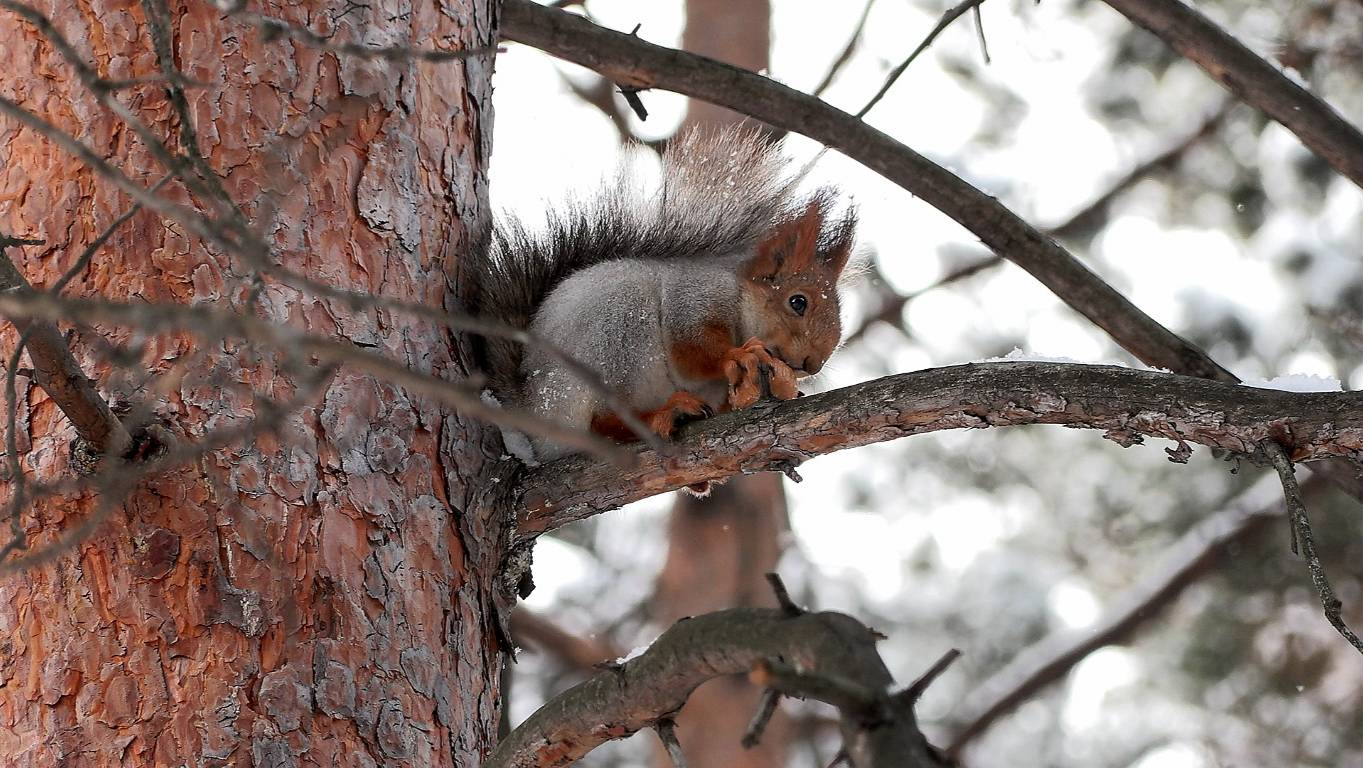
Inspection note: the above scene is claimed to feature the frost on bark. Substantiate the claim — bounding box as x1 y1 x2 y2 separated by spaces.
0 0 505 765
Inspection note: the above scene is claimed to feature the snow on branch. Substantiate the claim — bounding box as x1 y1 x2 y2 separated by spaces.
516 362 1363 540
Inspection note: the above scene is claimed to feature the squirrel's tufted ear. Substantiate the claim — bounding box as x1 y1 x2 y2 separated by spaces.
821 206 856 275
744 199 826 282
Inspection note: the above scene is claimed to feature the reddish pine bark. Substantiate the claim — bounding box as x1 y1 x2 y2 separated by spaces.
0 0 505 764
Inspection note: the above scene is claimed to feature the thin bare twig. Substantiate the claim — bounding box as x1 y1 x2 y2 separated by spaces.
1265 443 1363 655
1048 100 1235 240
0 292 629 463
855 0 990 118
141 0 245 225
559 71 666 150
1 0 233 225
811 0 880 99
0 176 166 561
766 572 805 617
897 648 961 704
0 379 327 574
844 100 1233 344
749 658 885 721
0 95 236 251
741 689 782 749
0 330 34 561
971 4 990 64
51 175 174 294
944 473 1324 753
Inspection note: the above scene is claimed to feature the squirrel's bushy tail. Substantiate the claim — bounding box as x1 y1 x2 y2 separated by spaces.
468 126 807 397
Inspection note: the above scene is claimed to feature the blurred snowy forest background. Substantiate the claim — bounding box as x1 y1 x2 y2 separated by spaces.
492 1 1363 766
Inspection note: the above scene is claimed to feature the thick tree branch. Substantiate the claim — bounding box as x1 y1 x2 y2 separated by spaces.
1100 0 1363 191
0 239 127 454
486 607 948 768
943 472 1325 754
845 99 1230 345
516 363 1363 540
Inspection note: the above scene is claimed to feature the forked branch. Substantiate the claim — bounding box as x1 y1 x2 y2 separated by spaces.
488 575 951 768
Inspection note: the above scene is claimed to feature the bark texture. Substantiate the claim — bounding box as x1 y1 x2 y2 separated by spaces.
518 363 1363 538
0 0 504 764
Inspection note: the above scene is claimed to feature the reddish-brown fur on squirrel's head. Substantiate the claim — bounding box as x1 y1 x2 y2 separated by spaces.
740 193 855 375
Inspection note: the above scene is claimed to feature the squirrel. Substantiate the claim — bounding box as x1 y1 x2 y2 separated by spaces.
471 127 856 466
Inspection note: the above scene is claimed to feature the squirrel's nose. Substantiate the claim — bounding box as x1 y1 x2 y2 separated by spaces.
802 356 822 375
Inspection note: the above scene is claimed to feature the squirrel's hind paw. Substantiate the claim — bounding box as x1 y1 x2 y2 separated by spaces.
724 338 799 409
645 391 714 438
682 481 713 498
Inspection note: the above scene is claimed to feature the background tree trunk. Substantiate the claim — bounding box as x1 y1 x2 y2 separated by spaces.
647 2 793 766
0 0 505 764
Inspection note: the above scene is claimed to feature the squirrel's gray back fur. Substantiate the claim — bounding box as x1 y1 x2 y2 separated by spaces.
470 127 801 396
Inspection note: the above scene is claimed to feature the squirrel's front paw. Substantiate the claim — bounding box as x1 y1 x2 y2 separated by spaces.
645 391 714 438
723 337 799 409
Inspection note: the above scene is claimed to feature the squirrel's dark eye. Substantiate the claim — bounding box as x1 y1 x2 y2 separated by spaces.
788 294 808 316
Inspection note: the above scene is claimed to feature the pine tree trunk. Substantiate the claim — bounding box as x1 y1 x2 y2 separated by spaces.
0 0 506 764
